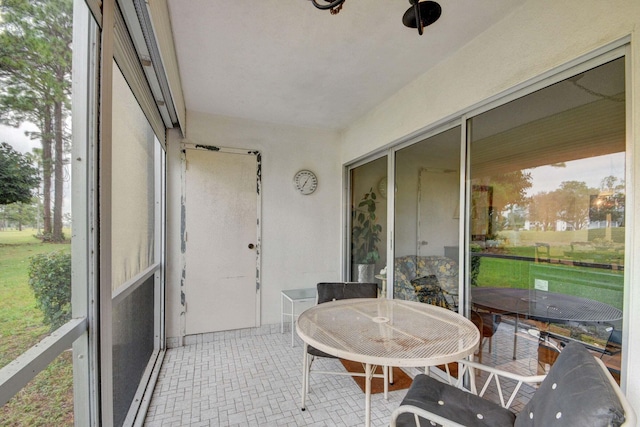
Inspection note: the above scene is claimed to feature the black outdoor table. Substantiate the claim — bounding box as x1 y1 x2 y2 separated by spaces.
471 287 623 359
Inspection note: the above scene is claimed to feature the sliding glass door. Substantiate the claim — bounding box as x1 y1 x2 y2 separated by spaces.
347 53 627 388
468 57 625 377
393 127 462 305
349 156 387 293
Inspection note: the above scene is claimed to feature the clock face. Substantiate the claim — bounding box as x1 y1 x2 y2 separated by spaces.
378 177 387 199
293 170 318 195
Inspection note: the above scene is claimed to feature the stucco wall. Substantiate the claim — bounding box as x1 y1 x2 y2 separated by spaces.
165 113 342 339
340 0 640 411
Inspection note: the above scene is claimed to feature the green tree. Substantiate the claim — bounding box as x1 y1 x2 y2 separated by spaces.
553 180 595 230
0 0 73 242
590 175 625 226
529 191 560 231
480 170 532 234
0 142 40 205
1 200 39 230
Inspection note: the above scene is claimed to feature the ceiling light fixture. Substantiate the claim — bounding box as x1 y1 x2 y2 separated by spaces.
403 0 442 35
309 0 345 15
309 0 442 35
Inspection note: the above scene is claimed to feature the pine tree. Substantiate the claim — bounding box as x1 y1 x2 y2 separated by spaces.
0 0 73 242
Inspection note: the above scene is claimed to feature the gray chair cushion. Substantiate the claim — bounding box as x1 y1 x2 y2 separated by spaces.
316 282 378 303
309 282 378 358
307 345 337 358
514 342 625 427
395 374 516 427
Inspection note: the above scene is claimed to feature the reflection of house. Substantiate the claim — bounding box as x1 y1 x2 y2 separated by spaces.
589 220 622 229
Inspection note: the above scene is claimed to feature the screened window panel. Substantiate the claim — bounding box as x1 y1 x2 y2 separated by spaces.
111 62 155 290
112 274 155 426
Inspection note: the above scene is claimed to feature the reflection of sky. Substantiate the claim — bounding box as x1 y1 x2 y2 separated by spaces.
527 153 625 195
0 123 39 154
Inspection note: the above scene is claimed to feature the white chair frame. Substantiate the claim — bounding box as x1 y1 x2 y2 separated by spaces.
301 346 389 410
390 356 635 427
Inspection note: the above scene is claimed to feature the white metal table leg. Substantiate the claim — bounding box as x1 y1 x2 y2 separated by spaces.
291 299 295 347
383 365 389 400
365 363 372 427
301 343 308 410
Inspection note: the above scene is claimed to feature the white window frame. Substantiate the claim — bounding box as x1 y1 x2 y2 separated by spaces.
0 2 98 423
1 0 170 424
344 39 632 392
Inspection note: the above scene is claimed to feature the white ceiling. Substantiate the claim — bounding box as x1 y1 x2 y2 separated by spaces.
167 0 527 130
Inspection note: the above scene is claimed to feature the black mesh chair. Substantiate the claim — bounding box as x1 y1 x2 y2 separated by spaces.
411 276 453 309
301 282 388 410
411 278 500 363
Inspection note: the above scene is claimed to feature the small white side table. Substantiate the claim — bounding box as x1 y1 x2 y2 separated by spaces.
375 274 387 297
281 288 316 347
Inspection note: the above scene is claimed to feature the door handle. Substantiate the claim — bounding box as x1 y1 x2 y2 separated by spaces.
248 243 255 249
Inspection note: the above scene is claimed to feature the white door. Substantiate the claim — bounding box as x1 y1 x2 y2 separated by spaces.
184 148 260 334
417 169 459 256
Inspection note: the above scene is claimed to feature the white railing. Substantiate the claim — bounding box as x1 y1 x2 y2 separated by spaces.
0 317 87 407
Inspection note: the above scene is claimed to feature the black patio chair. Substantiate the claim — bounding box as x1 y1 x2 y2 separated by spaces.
411 277 500 363
301 282 388 410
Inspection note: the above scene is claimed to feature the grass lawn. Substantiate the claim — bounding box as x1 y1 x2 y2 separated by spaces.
476 256 532 288
0 228 74 426
475 253 624 301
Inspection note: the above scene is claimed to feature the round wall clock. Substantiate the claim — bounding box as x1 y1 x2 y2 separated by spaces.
378 176 388 199
293 170 318 195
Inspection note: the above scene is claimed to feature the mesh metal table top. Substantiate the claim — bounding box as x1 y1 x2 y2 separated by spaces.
471 287 623 324
296 298 480 367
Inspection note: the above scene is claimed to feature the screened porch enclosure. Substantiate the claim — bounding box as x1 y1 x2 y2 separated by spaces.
2 1 640 426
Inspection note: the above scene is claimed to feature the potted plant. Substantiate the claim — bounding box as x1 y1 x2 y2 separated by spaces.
352 188 382 282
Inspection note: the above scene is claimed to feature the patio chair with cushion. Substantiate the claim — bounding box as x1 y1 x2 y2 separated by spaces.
410 278 499 363
390 341 635 427
601 326 622 381
300 282 389 410
470 310 501 363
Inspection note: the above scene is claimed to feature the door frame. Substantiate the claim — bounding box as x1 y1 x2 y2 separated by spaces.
180 143 262 339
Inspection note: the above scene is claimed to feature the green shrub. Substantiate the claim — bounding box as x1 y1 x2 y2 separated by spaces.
470 243 482 286
28 251 72 330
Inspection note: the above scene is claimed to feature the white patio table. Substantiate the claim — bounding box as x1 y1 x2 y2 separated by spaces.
296 298 480 427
